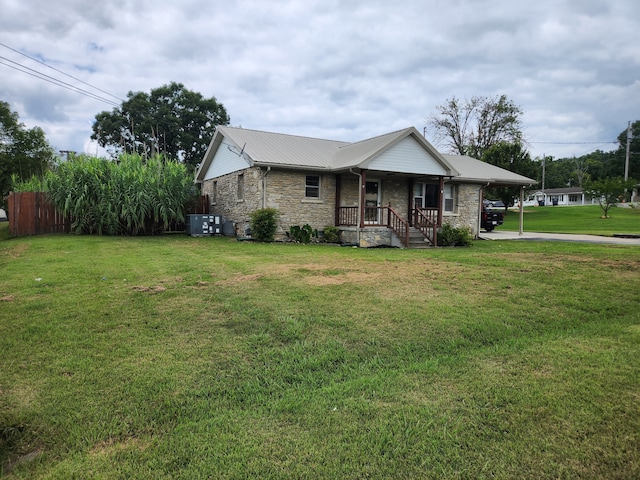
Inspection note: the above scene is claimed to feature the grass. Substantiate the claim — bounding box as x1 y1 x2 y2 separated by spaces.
501 204 640 235
1 222 639 478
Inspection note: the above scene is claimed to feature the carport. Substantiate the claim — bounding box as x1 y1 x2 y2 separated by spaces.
441 154 537 237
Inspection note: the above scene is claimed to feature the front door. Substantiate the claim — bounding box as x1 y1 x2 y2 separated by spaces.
364 179 381 224
414 182 439 209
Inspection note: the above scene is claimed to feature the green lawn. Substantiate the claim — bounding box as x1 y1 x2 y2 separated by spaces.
1 225 639 478
501 204 640 235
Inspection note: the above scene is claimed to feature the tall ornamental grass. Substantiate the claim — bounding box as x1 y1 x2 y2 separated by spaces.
44 154 195 235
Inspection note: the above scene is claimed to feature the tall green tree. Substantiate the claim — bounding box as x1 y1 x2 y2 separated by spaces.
0 101 55 203
429 95 524 159
91 82 230 168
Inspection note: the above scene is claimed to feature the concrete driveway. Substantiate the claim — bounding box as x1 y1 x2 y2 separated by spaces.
479 230 640 245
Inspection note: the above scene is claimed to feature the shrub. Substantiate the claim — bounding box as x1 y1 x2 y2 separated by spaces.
323 226 340 243
438 223 473 247
250 208 279 242
288 224 317 243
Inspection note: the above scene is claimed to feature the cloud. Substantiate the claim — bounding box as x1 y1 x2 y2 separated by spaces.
1 0 638 160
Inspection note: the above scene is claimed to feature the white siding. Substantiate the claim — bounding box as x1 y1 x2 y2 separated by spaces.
203 141 251 180
366 137 449 175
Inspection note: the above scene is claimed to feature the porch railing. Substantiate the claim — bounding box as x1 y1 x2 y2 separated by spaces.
386 206 410 247
412 208 438 246
337 205 411 247
338 206 358 226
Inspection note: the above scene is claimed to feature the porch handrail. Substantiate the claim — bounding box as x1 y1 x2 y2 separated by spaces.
386 205 410 247
338 206 358 226
413 208 438 246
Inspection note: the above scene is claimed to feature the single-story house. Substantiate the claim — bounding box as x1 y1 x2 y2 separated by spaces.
194 126 536 247
527 187 598 207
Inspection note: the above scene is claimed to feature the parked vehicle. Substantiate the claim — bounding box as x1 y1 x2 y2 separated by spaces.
481 206 504 232
483 199 506 208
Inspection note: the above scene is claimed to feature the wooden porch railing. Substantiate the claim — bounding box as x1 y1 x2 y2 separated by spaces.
338 206 358 226
386 206 410 247
412 208 438 246
337 205 412 247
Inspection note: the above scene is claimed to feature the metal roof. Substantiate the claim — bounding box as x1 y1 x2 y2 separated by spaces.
219 126 348 169
195 126 536 186
442 154 537 186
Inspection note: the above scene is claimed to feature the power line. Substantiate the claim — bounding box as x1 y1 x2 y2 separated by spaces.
0 56 120 107
0 41 124 106
530 141 618 145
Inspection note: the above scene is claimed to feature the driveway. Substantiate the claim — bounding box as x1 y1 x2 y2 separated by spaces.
479 230 640 245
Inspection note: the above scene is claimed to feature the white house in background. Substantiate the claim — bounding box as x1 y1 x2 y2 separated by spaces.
526 187 598 207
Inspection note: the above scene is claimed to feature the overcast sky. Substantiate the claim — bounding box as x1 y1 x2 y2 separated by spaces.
2 0 639 161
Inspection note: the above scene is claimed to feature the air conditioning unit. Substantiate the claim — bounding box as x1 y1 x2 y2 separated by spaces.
186 214 222 236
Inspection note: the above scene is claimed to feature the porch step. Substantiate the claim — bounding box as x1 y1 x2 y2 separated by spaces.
407 227 433 248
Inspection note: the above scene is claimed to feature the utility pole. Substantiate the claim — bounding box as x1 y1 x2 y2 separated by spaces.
541 154 546 205
624 121 631 182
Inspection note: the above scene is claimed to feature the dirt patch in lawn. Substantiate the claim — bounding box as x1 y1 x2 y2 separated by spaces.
131 285 167 293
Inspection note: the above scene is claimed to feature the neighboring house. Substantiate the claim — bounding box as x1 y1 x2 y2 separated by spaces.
528 187 598 207
195 126 536 247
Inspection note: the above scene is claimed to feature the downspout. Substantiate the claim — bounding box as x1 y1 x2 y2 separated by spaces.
478 182 490 238
350 168 362 246
261 166 271 209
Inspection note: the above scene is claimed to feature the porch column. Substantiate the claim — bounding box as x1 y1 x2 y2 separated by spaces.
519 186 525 236
437 176 444 226
408 178 414 226
334 174 341 225
359 170 367 228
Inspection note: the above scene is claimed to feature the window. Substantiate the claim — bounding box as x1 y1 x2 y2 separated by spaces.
212 181 217 204
569 194 579 202
237 173 244 201
444 184 457 213
305 175 320 198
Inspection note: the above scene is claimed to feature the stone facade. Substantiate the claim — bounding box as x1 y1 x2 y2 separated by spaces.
265 169 336 237
202 168 483 244
201 167 262 236
203 167 337 239
442 183 481 236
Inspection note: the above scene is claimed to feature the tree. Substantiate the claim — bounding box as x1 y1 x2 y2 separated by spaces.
482 141 538 208
571 156 590 187
91 82 230 168
584 177 636 218
429 95 524 159
0 101 55 203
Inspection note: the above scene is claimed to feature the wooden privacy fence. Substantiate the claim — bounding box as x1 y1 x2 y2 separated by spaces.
8 192 210 237
8 192 70 237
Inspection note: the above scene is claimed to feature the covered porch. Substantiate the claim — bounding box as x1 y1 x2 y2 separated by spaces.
334 170 446 248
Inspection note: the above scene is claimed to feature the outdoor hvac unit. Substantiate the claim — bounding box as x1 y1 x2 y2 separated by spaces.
186 214 222 236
